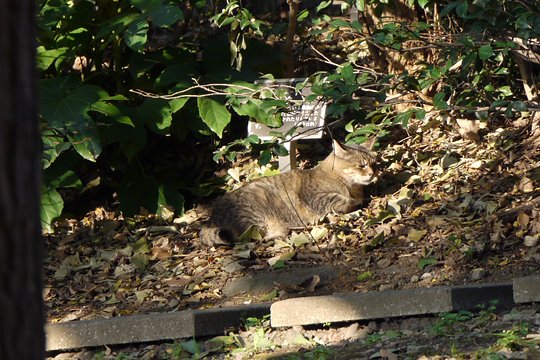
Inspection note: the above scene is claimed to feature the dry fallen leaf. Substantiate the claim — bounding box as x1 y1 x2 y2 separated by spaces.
456 118 481 142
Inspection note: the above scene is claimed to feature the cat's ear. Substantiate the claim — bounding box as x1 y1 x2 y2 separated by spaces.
332 139 347 157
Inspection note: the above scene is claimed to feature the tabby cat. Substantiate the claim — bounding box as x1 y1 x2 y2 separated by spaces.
199 140 377 247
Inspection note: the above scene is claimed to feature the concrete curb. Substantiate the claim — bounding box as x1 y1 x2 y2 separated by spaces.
46 275 539 351
46 304 270 351
513 275 540 303
270 283 513 327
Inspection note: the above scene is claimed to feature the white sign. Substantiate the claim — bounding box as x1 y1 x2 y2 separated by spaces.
247 78 328 172
247 78 327 140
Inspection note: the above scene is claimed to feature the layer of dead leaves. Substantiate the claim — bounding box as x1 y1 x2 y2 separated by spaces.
45 114 540 323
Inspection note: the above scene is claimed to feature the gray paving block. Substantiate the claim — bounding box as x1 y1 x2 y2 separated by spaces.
514 275 540 303
451 283 514 310
46 311 194 351
46 304 272 351
223 265 338 296
270 287 453 327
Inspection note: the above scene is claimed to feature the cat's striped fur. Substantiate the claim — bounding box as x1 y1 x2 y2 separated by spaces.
199 140 377 247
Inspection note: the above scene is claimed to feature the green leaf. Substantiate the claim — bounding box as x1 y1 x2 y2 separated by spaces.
124 17 148 52
41 130 70 169
157 184 185 218
169 98 189 113
147 4 183 27
41 186 64 232
66 116 102 162
498 86 513 97
197 98 231 138
136 98 173 133
340 63 355 80
90 102 134 127
478 44 494 60
433 93 449 110
440 2 459 17
418 0 430 9
297 9 309 21
181 339 202 355
456 1 468 18
356 271 373 282
156 63 197 87
316 0 332 13
36 46 69 71
418 257 437 270
40 78 105 127
47 169 82 189
356 0 365 11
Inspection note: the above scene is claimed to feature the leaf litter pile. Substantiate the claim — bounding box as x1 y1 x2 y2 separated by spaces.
45 117 540 357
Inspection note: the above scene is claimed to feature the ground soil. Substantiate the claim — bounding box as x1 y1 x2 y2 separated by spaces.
45 119 540 358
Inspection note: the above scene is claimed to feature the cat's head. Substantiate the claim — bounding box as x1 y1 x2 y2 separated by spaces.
331 139 377 185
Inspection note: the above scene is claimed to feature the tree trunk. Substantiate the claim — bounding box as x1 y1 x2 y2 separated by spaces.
0 0 45 359
361 0 434 74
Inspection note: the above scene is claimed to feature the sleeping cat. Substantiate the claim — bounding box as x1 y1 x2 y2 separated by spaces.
199 139 377 247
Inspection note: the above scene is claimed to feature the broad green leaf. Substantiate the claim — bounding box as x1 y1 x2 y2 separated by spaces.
169 98 189 113
40 79 105 127
440 2 459 17
41 186 64 232
97 13 140 38
46 169 82 189
418 257 437 270
316 0 332 13
297 9 309 21
133 237 150 255
478 44 494 60
456 1 468 18
340 63 355 80
36 46 69 71
433 92 449 110
147 4 183 27
498 86 513 97
66 116 102 162
197 97 231 138
90 102 134 127
181 339 202 355
418 0 430 8
157 184 185 218
356 0 365 11
136 98 173 133
41 129 70 168
331 19 350 28
231 99 273 124
124 17 148 52
356 271 373 282
156 63 197 87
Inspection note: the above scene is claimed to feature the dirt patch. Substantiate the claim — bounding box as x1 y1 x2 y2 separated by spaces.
45 120 540 357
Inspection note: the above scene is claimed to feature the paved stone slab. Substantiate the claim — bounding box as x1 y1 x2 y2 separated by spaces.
271 287 453 327
223 265 338 297
46 304 271 351
451 282 514 310
46 311 193 351
271 283 515 327
514 275 540 303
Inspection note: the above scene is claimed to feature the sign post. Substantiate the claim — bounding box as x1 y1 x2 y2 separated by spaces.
247 78 327 172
